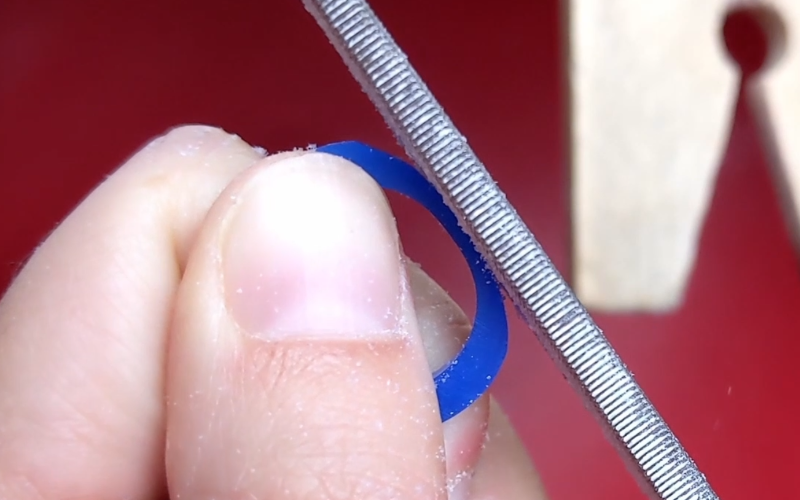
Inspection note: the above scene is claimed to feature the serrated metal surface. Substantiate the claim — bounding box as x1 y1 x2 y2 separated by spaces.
301 1 719 498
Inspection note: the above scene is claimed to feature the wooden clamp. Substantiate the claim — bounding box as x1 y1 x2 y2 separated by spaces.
568 1 800 312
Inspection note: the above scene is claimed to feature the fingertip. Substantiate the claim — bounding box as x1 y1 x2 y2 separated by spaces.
222 152 403 339
142 124 263 158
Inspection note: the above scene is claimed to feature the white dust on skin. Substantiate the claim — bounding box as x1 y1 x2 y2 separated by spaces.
405 260 470 373
323 256 474 498
149 125 267 159
447 469 473 499
405 260 477 500
221 144 475 498
174 125 220 157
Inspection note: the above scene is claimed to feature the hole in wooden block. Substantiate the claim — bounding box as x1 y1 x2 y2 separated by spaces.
723 5 787 77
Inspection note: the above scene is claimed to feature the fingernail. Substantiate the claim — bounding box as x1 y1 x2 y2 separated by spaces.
223 152 403 339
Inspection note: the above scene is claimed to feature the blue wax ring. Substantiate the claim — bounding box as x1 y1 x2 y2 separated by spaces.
316 141 509 422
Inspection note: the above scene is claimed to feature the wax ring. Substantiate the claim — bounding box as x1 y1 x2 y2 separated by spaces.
316 141 509 422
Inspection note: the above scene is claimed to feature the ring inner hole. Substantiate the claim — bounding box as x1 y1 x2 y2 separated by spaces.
386 190 477 370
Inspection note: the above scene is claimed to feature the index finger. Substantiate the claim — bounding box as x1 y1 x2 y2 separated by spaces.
0 126 278 500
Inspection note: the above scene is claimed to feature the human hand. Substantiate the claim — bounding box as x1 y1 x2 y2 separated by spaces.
0 125 547 500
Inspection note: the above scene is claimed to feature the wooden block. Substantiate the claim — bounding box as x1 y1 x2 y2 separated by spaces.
751 2 800 244
568 0 800 312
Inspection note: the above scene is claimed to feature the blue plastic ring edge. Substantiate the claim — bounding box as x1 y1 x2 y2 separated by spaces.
316 141 509 422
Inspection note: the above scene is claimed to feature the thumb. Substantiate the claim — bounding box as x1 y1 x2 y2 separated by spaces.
165 151 449 498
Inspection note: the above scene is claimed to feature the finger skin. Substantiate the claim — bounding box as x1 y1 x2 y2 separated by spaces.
470 398 549 500
165 153 451 499
0 125 278 500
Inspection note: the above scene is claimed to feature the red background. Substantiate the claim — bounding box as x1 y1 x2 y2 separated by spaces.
1 1 798 498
